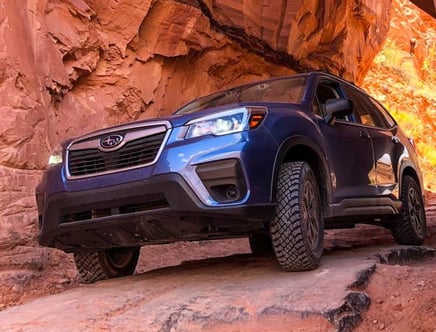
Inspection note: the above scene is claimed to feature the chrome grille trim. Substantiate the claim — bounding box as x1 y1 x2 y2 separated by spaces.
66 121 171 179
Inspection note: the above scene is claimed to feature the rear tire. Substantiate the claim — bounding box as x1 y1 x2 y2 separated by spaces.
73 247 140 284
270 162 324 271
391 175 426 245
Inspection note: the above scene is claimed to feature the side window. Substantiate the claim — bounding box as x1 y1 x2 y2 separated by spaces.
316 82 354 122
316 84 339 104
369 97 396 129
342 86 381 127
312 95 322 117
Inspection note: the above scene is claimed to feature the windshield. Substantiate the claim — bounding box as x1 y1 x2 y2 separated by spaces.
176 76 307 114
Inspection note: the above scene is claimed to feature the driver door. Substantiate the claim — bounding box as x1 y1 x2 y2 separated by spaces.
314 81 377 203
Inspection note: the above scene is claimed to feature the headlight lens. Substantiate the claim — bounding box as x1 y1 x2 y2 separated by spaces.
48 146 63 166
185 108 250 139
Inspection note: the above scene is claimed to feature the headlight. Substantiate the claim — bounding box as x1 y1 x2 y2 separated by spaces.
48 146 63 166
184 107 266 139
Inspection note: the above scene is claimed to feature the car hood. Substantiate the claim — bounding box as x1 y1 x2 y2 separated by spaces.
60 101 303 148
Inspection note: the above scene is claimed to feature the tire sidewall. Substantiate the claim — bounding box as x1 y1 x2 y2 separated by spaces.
298 163 324 261
101 247 140 278
402 176 426 240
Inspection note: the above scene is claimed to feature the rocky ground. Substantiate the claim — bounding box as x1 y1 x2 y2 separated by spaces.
356 257 435 332
0 192 435 331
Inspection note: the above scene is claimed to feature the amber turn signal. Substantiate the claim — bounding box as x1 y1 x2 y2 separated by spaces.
249 114 265 128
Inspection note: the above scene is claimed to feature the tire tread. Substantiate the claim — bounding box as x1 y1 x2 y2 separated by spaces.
73 247 139 284
73 251 108 284
270 162 323 272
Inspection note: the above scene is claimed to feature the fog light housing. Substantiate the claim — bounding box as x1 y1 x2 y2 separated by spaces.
196 159 247 203
225 185 240 200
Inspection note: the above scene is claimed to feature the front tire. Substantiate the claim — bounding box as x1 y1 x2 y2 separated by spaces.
391 175 426 245
270 162 324 271
73 247 140 284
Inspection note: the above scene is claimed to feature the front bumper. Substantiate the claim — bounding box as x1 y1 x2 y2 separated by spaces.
36 173 275 251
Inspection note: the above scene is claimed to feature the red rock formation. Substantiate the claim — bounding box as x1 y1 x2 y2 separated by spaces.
202 0 391 80
363 0 436 190
0 0 391 290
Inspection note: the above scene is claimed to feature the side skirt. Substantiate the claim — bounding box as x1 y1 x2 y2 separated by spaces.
326 197 402 217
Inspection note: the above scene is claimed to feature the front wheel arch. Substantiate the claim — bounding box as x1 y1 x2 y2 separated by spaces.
272 137 331 212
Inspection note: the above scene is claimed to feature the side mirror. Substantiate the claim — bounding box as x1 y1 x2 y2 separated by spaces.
324 98 353 125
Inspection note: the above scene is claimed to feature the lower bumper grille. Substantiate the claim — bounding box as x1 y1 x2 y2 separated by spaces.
62 196 169 223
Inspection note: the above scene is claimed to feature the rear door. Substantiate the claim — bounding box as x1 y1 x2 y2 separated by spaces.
366 97 404 196
341 86 402 197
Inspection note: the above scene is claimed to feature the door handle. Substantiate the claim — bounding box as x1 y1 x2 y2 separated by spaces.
359 130 370 139
392 136 400 144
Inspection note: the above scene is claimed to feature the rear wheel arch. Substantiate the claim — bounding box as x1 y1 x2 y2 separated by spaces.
401 165 423 194
272 137 332 211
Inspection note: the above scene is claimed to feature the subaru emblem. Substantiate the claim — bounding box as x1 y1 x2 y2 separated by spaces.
100 134 124 149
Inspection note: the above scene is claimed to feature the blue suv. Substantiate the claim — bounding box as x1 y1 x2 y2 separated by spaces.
36 72 427 283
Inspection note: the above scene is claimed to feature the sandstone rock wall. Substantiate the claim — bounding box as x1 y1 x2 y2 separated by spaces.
203 0 390 79
0 0 391 278
363 0 436 190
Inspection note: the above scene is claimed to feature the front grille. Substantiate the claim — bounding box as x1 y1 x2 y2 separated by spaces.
67 130 167 177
